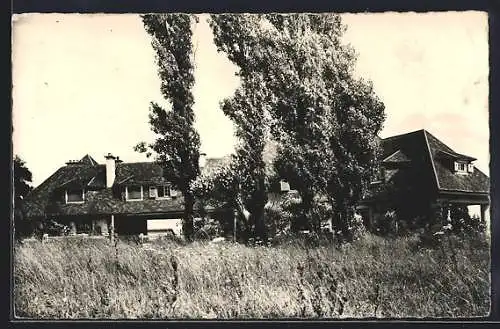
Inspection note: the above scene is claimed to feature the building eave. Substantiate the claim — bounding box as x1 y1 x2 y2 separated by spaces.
437 149 477 161
423 130 441 190
438 189 489 196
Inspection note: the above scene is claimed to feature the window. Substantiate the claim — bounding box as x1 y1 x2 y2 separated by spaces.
455 161 468 174
157 185 171 198
66 188 84 203
126 185 143 201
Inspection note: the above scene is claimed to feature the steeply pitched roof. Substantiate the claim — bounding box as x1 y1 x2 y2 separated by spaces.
380 129 489 195
23 164 105 217
436 149 476 161
87 167 107 188
45 189 211 216
380 129 437 193
24 155 215 218
80 154 98 166
424 130 489 193
114 162 166 185
382 150 411 163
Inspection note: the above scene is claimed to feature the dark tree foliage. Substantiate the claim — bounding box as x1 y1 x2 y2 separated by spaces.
208 15 274 242
14 156 33 239
136 14 201 241
210 14 385 241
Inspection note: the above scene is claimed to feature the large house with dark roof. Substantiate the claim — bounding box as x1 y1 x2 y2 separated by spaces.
23 129 490 237
23 153 228 237
358 129 490 229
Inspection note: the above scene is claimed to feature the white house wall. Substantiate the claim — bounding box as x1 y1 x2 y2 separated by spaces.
93 218 109 235
146 218 183 236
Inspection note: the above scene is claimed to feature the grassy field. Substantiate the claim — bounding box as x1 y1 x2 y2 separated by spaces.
13 233 490 319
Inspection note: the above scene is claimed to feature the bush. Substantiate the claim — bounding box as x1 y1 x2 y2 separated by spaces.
264 193 300 238
372 210 399 236
348 211 366 240
449 206 486 235
193 217 224 241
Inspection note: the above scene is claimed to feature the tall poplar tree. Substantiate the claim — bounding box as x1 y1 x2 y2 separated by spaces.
210 14 385 239
136 14 201 241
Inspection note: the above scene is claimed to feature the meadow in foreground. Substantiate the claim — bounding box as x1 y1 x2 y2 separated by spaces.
14 233 490 319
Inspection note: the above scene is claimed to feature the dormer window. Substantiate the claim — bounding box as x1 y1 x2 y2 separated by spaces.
65 188 84 203
147 185 174 199
454 161 473 174
157 185 171 198
438 150 476 175
126 185 143 201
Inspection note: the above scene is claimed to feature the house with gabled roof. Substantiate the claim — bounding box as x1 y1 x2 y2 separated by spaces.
23 129 490 237
358 129 490 229
23 153 227 237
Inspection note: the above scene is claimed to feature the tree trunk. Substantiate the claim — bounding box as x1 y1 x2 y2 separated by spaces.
333 203 353 242
342 207 354 242
250 202 267 243
183 191 195 241
297 191 314 232
249 176 268 242
234 194 251 242
311 208 321 234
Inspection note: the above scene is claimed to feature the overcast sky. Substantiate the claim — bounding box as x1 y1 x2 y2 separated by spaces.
12 12 489 187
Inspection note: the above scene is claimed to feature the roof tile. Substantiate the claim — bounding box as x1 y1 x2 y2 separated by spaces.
425 131 489 193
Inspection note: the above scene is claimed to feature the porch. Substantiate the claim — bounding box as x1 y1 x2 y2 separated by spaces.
434 191 490 227
356 191 490 232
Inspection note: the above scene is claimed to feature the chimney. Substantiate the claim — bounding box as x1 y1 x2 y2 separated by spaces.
65 159 81 166
199 152 207 169
104 153 116 188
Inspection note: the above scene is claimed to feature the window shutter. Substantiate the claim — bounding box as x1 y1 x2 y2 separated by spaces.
468 164 474 173
454 162 459 171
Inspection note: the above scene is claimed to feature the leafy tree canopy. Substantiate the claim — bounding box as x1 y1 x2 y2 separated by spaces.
14 155 33 207
136 14 201 240
209 14 385 239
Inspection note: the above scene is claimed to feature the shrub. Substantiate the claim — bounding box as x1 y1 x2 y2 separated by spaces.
193 217 224 241
372 210 398 236
449 206 486 235
347 211 366 240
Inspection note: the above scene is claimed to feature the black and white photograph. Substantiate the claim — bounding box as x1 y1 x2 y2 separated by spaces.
12 12 490 319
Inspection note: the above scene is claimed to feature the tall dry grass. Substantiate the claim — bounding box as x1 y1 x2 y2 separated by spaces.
13 233 490 319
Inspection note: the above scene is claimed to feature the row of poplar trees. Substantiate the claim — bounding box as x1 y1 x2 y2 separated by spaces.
135 14 386 243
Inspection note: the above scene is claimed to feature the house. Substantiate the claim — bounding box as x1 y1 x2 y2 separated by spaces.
23 153 227 237
24 129 488 237
358 129 490 230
